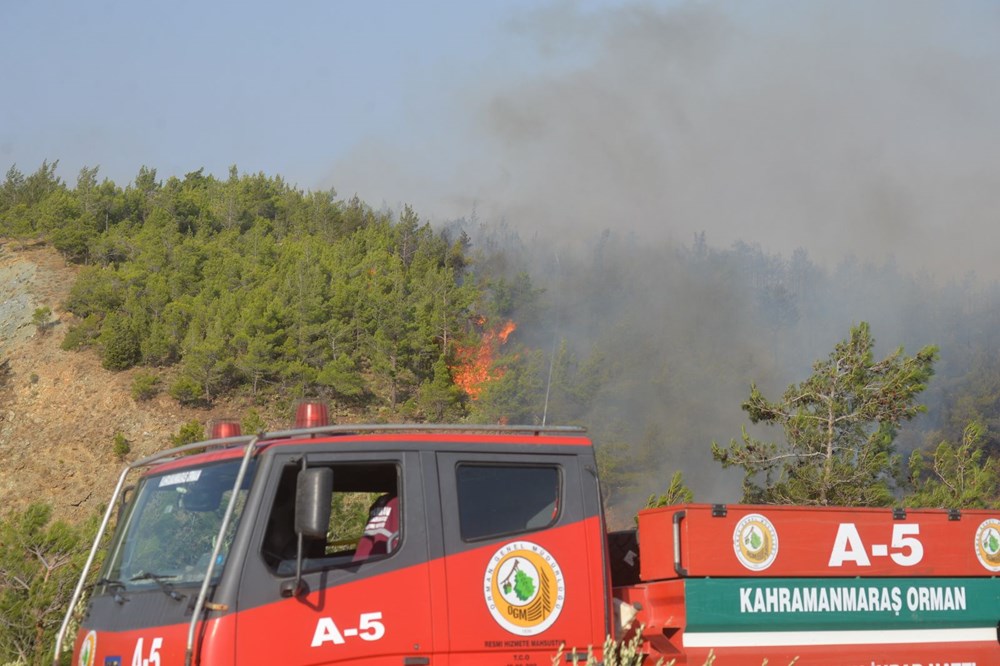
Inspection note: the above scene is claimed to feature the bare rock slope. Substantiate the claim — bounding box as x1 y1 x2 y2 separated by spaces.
0 243 221 522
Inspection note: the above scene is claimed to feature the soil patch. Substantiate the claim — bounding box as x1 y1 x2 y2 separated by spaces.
0 243 237 522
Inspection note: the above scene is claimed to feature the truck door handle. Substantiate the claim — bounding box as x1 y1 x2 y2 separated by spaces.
404 658 430 665
673 510 688 577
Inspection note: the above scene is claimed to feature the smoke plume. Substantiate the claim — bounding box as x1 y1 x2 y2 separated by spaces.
330 1 1000 513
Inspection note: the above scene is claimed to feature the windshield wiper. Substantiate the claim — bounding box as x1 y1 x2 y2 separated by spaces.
93 577 130 604
94 577 126 589
131 572 186 601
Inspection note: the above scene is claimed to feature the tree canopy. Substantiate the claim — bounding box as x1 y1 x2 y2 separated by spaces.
5 159 1000 508
2 164 531 421
0 505 95 666
905 421 1000 509
713 322 938 505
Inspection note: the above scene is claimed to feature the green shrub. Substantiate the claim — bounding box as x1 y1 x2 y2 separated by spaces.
31 306 52 335
112 432 130 461
60 313 102 351
241 408 267 435
130 371 160 401
170 420 205 447
168 375 203 406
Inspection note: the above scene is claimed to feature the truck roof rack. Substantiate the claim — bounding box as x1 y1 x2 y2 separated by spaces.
129 423 588 471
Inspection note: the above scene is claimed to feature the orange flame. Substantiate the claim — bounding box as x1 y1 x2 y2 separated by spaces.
451 319 517 400
497 320 516 344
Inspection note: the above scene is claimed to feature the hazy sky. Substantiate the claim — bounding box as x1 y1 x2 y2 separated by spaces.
4 1 1000 278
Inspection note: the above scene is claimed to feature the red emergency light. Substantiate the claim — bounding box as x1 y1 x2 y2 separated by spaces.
210 419 242 439
295 400 330 428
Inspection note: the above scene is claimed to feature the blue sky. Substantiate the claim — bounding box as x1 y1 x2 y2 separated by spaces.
4 1 1000 278
1 1 574 187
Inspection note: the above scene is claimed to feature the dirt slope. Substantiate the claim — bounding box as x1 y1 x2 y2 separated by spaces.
0 242 239 523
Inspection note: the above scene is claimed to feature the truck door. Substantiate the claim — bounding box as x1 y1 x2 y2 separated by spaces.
436 451 608 665
233 450 438 665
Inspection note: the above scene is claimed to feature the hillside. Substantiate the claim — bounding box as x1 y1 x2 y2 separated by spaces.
0 242 250 522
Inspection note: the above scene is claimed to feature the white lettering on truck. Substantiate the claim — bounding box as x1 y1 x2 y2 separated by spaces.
739 585 967 615
829 524 924 567
130 636 163 666
312 612 386 647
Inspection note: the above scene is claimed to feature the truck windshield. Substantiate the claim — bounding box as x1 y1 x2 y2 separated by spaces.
100 458 255 593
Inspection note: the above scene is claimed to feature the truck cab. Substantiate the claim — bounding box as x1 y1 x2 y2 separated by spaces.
60 418 610 666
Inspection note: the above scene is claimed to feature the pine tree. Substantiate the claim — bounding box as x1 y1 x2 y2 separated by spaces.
713 322 938 505
0 504 94 665
99 312 141 371
905 421 1000 509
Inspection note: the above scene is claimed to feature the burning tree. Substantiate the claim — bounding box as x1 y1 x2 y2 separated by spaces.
450 318 517 401
450 317 551 426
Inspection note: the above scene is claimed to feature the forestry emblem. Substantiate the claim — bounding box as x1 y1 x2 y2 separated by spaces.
974 518 1000 572
78 630 97 666
484 541 565 635
734 513 779 571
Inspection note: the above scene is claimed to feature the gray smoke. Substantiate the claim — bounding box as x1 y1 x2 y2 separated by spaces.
336 0 1000 280
329 1 1000 516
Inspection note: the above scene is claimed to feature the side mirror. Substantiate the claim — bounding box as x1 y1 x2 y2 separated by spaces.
285 467 333 599
117 485 135 523
295 468 333 539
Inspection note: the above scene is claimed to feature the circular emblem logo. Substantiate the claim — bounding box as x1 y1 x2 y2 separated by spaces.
733 513 779 571
484 541 565 635
78 630 97 666
974 518 1000 572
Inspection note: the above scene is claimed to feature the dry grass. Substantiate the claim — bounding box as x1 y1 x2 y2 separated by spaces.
551 630 801 666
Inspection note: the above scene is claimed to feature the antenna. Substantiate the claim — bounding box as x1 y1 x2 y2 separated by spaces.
541 252 560 426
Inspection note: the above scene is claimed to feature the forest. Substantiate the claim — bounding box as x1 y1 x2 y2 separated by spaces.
3 160 1000 505
1 160 999 663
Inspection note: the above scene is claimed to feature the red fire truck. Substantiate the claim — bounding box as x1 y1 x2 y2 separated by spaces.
56 405 1000 665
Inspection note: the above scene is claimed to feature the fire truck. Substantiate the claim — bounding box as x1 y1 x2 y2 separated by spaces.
57 404 1000 665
